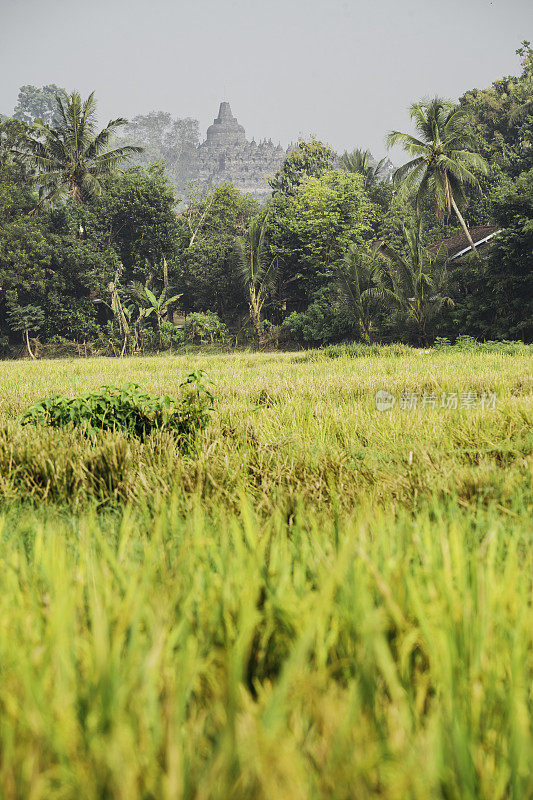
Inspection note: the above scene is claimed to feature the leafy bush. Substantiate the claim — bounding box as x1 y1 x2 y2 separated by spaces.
20 372 214 447
281 295 358 346
0 335 11 356
324 342 412 359
182 311 228 344
139 320 184 352
159 319 185 349
434 335 532 354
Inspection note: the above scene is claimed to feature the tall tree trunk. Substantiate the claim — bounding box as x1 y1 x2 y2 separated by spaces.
420 316 428 348
162 257 169 322
250 303 264 348
188 195 215 248
451 196 480 260
360 319 372 344
25 330 36 359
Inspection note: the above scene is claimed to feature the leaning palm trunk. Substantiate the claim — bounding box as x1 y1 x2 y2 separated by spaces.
450 195 479 258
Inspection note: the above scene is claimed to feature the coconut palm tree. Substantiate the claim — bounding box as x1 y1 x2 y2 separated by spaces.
24 91 142 205
339 148 386 189
386 98 488 255
370 219 453 345
235 217 279 345
336 246 381 343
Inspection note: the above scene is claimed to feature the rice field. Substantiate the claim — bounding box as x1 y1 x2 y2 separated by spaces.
0 346 532 799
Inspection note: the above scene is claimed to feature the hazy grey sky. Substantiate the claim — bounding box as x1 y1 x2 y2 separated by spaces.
1 0 531 160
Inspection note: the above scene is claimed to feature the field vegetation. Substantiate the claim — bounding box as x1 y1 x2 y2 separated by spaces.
0 346 532 798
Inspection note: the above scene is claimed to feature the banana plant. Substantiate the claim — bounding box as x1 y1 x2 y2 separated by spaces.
143 287 182 346
123 304 149 353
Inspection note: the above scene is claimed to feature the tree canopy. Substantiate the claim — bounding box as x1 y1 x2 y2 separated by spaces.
13 84 67 127
387 98 489 253
268 138 336 196
24 91 142 205
0 50 531 357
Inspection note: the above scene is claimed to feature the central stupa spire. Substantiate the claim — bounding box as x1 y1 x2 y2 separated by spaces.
205 100 246 146
217 101 234 121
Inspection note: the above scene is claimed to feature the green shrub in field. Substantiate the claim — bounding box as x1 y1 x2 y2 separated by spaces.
324 342 411 358
182 311 228 345
281 292 359 346
20 372 214 445
434 335 532 354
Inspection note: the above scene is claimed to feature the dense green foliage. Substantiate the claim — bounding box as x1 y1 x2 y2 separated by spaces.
0 46 531 354
175 184 259 321
441 168 533 342
268 137 336 195
373 220 454 345
460 41 533 180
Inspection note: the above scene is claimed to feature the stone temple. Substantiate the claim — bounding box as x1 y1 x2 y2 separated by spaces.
196 102 289 199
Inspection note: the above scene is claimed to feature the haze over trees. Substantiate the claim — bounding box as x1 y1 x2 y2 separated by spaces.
13 83 66 126
0 42 532 356
122 111 200 193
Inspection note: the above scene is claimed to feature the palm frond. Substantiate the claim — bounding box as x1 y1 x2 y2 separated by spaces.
93 145 143 170
80 171 104 199
438 156 482 188
393 157 425 186
234 236 253 295
386 131 428 153
363 286 399 307
454 149 489 175
19 91 138 205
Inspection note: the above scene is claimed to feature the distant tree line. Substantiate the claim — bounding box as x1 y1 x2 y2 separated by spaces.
0 42 531 357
